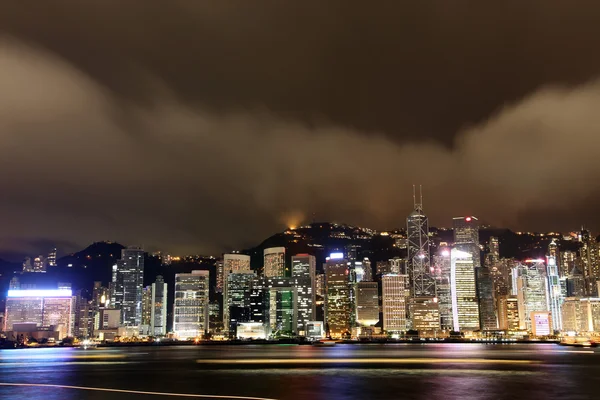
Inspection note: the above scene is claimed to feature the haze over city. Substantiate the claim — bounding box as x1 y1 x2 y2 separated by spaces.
2 2 600 259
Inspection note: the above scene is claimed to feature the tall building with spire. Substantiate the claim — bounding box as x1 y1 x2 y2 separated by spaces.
452 216 481 269
406 185 435 297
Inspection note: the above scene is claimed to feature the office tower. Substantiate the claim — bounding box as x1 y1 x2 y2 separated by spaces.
325 255 352 338
410 297 440 335
315 273 325 298
264 247 287 278
22 257 32 273
92 281 110 310
362 258 373 282
356 281 379 326
33 256 47 272
530 312 552 337
208 301 221 332
477 266 497 330
489 237 500 262
73 291 94 338
580 298 600 332
561 297 600 333
491 258 511 300
111 246 145 326
9 276 20 290
265 277 298 336
151 275 167 336
546 255 563 332
453 216 481 268
354 259 365 282
47 248 57 267
561 298 582 332
223 253 251 280
291 254 316 335
141 286 152 327
450 249 480 332
516 260 549 331
224 271 255 334
173 270 210 338
406 186 435 297
215 259 224 293
4 288 73 339
376 260 392 276
548 239 558 259
566 268 586 297
390 257 406 275
560 250 576 277
497 295 520 331
579 229 600 296
382 274 408 332
433 249 453 330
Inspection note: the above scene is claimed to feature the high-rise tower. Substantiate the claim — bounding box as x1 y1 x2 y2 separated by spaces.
406 185 435 297
111 246 145 326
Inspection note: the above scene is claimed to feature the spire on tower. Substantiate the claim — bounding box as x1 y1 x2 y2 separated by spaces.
413 184 423 212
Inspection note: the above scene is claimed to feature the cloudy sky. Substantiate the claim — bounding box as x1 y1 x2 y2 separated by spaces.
1 1 600 259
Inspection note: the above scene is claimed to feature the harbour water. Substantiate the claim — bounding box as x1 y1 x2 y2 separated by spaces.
0 343 598 399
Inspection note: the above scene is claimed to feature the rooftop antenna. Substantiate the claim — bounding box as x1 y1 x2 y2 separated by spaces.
413 184 423 212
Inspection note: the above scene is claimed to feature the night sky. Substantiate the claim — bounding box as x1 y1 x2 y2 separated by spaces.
1 2 600 259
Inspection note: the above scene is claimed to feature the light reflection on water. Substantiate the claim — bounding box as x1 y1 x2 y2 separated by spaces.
0 344 598 400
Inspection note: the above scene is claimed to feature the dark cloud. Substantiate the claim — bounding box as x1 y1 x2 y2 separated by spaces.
1 2 600 259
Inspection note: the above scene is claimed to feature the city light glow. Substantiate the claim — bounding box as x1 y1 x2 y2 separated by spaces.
7 289 73 298
329 252 344 260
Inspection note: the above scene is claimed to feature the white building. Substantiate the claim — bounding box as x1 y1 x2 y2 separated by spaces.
173 270 210 339
382 274 408 332
451 249 479 332
264 247 286 278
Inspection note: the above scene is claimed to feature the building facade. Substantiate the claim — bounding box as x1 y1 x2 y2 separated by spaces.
382 274 408 333
291 254 316 335
111 246 145 326
151 275 167 336
264 247 287 278
451 249 480 332
173 270 210 339
325 257 352 338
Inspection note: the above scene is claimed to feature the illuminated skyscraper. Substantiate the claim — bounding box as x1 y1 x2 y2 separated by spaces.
382 274 407 332
516 260 549 331
151 275 167 336
356 281 379 326
546 254 563 331
451 249 479 332
291 254 316 334
111 246 145 326
453 216 480 268
410 297 440 335
4 289 73 339
215 259 224 293
224 270 255 334
173 270 210 338
141 285 152 327
265 277 298 336
560 250 576 277
325 254 352 338
488 237 500 263
497 295 520 331
477 266 497 330
406 186 435 297
433 249 453 330
264 247 287 278
47 248 57 267
362 258 373 282
579 229 600 296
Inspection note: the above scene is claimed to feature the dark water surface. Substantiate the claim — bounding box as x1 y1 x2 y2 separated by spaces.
0 343 598 399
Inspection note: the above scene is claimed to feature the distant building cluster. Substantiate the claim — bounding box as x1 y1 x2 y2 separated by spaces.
4 192 600 343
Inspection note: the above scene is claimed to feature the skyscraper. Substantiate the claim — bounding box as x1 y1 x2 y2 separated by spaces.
151 275 167 336
325 255 352 338
579 229 600 296
215 259 224 293
173 270 210 338
546 255 563 332
224 271 255 334
265 277 298 336
453 216 480 268
516 260 549 331
141 285 152 327
4 288 74 339
406 186 435 297
382 274 407 333
477 266 497 330
451 249 479 332
559 250 576 277
433 249 453 330
356 281 379 326
47 248 57 267
291 254 316 335
111 246 144 326
497 295 520 331
264 247 286 277
362 257 373 282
